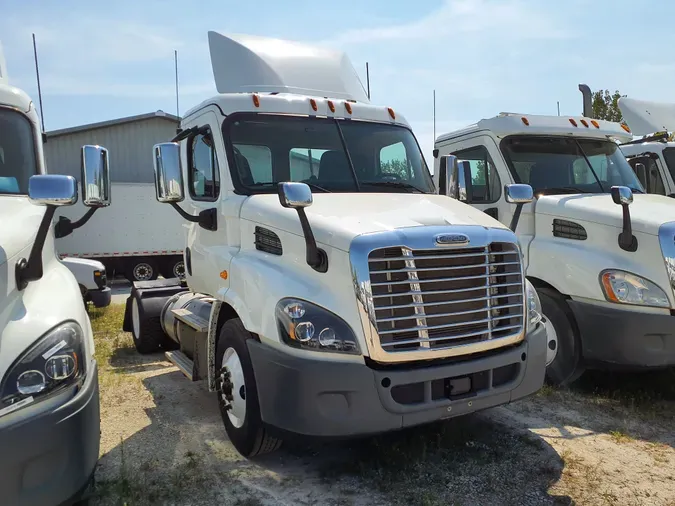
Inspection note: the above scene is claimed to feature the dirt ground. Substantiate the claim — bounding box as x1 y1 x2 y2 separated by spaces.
89 306 675 506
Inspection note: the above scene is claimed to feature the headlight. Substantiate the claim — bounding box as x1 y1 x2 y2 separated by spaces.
525 279 542 331
600 270 670 308
0 321 86 413
275 298 360 355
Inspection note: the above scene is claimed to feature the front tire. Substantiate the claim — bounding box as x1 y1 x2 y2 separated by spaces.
215 319 282 457
539 288 585 386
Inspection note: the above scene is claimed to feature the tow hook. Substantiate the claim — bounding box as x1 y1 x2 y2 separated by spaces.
216 366 234 410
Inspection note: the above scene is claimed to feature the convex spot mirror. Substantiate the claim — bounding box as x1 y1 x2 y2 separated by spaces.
278 182 313 209
611 185 633 206
81 145 111 207
153 142 185 203
505 184 534 204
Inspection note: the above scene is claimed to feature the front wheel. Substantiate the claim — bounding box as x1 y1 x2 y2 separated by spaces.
538 288 585 386
215 319 282 457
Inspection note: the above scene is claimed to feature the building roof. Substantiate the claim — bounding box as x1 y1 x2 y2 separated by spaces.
46 110 180 138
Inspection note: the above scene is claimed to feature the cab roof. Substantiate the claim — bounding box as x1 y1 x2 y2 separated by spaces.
435 112 633 144
207 31 370 103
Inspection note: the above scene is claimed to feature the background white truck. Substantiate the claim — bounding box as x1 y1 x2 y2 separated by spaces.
434 112 675 386
45 113 187 282
0 42 108 505
123 31 548 458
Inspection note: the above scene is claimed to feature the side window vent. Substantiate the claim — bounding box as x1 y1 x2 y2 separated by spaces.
255 227 283 255
552 219 587 240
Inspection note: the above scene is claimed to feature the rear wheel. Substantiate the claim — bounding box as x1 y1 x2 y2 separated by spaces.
539 288 585 386
215 318 282 457
130 296 164 354
127 258 159 282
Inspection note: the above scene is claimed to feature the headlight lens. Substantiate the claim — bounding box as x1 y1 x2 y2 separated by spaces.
275 298 360 355
0 321 86 414
600 270 670 308
525 279 542 331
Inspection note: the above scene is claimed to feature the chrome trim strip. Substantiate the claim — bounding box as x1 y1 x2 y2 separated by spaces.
349 225 526 364
658 221 675 304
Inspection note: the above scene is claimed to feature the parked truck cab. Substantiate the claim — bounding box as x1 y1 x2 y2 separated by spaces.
434 112 675 386
0 43 110 505
617 97 675 197
124 32 547 458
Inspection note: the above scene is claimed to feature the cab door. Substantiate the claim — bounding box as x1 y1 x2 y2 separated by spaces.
626 154 672 195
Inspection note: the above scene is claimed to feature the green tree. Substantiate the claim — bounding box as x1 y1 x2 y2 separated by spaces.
591 89 625 122
380 159 409 179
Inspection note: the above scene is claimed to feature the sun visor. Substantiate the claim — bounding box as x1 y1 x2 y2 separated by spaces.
207 31 370 103
618 97 675 136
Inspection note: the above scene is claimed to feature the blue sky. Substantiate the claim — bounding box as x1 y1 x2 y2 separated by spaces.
2 0 674 161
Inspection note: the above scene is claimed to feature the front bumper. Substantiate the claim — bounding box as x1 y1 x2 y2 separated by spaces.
0 361 101 506
569 300 675 368
248 324 546 437
88 287 111 308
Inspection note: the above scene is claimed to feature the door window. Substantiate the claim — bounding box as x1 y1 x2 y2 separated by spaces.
451 145 501 203
188 130 220 201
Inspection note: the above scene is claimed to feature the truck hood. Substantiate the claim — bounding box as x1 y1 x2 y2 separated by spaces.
535 193 675 235
240 193 507 251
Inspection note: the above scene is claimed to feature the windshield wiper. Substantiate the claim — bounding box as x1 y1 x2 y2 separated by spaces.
537 186 592 195
249 182 331 193
361 181 428 193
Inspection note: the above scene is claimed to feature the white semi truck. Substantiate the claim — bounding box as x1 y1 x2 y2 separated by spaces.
124 31 548 458
0 43 109 505
434 111 675 386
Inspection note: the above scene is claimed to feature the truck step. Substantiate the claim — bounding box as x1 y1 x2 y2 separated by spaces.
171 308 209 333
165 350 194 380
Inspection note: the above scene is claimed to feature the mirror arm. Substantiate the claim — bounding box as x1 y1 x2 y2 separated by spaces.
295 208 328 273
16 206 57 290
618 204 638 252
509 204 524 232
54 207 98 239
169 203 217 231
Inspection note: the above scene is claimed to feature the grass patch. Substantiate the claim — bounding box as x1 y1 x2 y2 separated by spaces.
608 430 633 444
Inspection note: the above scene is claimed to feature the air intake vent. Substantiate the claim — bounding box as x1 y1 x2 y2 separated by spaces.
254 227 282 255
552 219 587 240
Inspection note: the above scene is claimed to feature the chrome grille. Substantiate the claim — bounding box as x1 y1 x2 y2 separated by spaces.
367 243 524 352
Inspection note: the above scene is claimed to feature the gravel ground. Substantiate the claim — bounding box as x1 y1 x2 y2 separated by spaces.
88 305 675 506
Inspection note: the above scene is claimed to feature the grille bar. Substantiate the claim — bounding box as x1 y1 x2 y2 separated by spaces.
368 242 524 353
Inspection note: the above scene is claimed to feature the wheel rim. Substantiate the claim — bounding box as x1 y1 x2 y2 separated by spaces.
543 314 558 367
133 262 153 281
173 261 185 279
132 298 140 338
220 347 246 428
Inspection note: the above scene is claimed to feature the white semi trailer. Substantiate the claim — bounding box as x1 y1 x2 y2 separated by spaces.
0 42 109 505
124 31 547 458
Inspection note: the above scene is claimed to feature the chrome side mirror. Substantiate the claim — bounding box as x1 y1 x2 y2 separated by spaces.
504 183 534 233
505 184 534 204
153 142 184 203
439 155 471 202
28 175 78 207
611 185 633 206
81 145 111 207
633 162 647 190
278 182 313 209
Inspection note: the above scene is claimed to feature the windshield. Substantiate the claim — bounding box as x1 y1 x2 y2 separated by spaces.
501 136 644 195
0 107 37 195
224 114 434 194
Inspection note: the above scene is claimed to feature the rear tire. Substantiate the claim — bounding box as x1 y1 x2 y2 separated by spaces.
126 258 159 282
130 296 164 354
215 318 282 457
539 288 585 386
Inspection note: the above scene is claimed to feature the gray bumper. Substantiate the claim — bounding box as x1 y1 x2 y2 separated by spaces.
88 286 112 308
569 300 675 368
0 362 100 506
248 324 546 437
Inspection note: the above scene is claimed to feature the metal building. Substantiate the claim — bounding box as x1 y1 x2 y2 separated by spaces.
44 111 180 183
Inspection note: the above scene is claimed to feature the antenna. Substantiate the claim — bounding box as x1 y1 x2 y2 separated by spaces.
32 33 46 134
365 62 370 99
174 49 180 134
557 101 560 116
433 89 436 141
